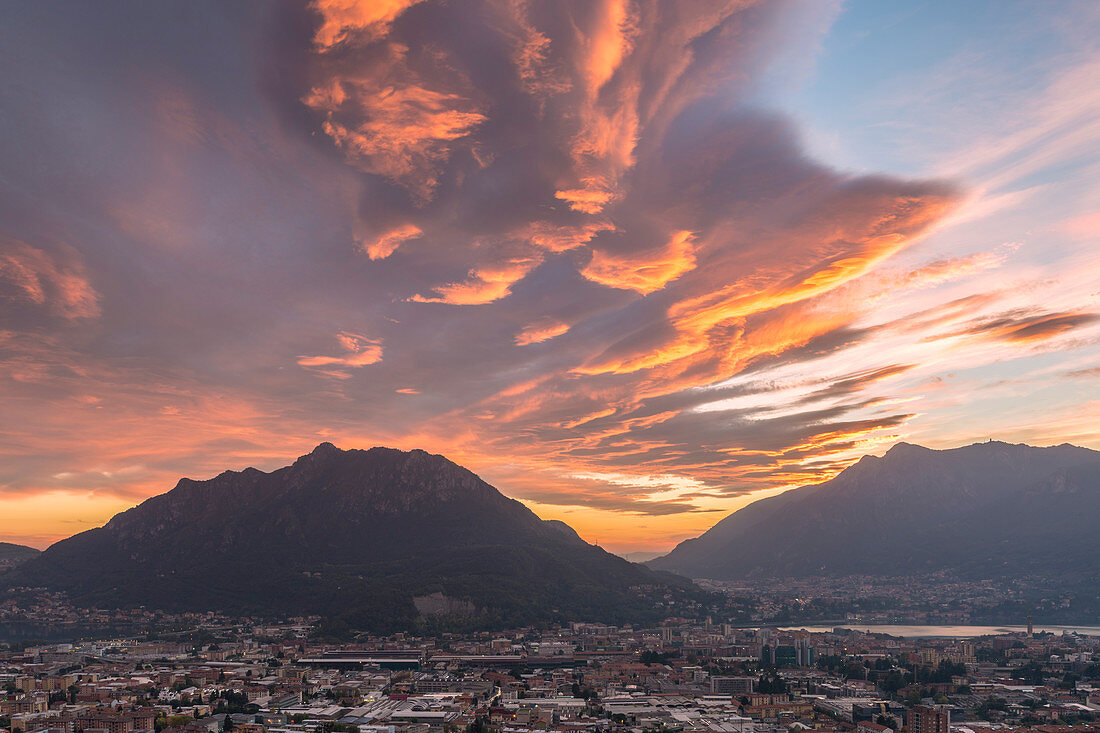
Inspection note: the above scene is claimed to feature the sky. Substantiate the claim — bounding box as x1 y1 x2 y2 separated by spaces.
1 0 1098 555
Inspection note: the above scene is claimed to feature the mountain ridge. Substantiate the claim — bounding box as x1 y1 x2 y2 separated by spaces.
649 440 1100 580
0 542 39 570
7 444 701 634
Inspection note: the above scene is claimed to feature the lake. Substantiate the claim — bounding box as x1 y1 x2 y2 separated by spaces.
774 624 1100 638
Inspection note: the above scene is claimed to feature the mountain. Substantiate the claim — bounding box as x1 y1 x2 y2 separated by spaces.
619 551 665 563
649 441 1100 580
7 444 697 634
0 542 39 569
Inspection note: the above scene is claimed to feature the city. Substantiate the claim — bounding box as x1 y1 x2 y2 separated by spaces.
3 618 1099 733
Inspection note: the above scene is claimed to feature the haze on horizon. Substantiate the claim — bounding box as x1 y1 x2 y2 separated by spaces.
1 0 1098 555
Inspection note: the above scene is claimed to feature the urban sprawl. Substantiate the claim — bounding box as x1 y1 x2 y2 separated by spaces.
3 616 1099 733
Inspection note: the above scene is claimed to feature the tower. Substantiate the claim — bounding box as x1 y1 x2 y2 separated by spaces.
1027 613 1033 638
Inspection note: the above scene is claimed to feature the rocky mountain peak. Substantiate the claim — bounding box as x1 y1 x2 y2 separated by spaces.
7 445 687 633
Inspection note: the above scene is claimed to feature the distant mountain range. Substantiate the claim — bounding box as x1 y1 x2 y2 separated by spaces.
0 542 38 570
649 441 1100 580
4 444 698 634
619 551 665 563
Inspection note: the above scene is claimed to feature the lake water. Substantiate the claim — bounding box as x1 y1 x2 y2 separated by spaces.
774 624 1100 638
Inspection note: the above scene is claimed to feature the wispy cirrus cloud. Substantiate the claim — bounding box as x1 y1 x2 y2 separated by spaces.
942 311 1099 344
0 238 100 320
298 332 383 373
516 318 570 346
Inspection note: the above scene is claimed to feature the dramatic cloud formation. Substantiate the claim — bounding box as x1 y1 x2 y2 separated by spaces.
0 0 1097 552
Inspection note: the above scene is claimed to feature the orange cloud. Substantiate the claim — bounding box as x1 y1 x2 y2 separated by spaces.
516 318 570 345
312 83 486 200
558 0 640 215
582 230 697 294
498 0 571 99
298 331 383 370
522 221 614 252
410 256 540 305
640 194 956 373
555 183 616 214
561 408 618 429
362 223 422 260
310 0 425 49
579 0 634 93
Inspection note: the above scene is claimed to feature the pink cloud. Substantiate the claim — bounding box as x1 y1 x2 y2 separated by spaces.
0 238 100 319
298 331 383 370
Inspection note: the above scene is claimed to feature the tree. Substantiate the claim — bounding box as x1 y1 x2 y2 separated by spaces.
758 674 787 694
466 717 489 733
844 662 868 681
640 650 673 666
1016 662 1045 686
880 670 907 695
977 697 1007 718
572 683 596 700
931 661 965 683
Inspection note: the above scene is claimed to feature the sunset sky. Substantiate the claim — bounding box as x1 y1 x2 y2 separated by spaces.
2 0 1099 554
